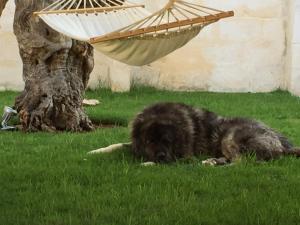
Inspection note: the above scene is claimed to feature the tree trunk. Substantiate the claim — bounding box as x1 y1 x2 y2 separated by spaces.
0 0 8 17
11 0 94 131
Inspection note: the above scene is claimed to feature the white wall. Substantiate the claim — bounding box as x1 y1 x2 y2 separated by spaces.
89 0 292 93
289 0 300 95
0 1 23 91
0 0 299 95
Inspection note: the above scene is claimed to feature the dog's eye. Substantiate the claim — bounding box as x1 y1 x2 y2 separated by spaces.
161 138 170 145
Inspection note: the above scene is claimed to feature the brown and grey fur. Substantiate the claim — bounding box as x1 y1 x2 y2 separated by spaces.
88 102 300 165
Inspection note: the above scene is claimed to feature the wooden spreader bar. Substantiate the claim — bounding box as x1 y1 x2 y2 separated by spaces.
90 10 234 43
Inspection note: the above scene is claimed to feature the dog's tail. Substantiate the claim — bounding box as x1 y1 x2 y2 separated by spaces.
283 148 300 158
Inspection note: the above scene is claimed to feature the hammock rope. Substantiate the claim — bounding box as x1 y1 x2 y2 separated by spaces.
34 0 234 66
37 0 144 14
92 0 233 43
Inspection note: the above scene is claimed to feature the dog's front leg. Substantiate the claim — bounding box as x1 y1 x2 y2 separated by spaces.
88 143 131 154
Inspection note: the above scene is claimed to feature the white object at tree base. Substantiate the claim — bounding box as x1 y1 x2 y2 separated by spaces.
1 106 17 131
83 99 100 106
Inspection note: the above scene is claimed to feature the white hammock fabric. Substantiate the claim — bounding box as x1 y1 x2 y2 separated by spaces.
35 0 234 66
40 10 150 41
94 26 203 65
38 1 152 41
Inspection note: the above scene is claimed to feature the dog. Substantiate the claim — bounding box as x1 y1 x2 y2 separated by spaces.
88 102 300 165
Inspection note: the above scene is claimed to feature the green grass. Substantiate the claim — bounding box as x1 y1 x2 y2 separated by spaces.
1 87 300 225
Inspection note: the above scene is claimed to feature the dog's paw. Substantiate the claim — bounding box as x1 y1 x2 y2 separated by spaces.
202 158 218 166
141 162 156 166
202 157 229 166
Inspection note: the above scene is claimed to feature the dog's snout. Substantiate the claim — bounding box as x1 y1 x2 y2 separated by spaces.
157 152 166 161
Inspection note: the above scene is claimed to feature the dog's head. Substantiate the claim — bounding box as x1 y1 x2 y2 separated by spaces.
141 122 177 163
131 116 193 163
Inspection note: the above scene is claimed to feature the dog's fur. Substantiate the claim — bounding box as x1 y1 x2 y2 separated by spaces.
89 102 300 165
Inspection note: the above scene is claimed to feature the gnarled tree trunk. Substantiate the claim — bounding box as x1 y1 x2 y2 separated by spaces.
2 0 94 131
0 0 8 17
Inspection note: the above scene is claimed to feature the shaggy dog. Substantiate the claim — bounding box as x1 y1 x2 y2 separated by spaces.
88 102 300 165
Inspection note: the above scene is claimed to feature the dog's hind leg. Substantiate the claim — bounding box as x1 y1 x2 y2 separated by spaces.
283 148 300 157
219 131 243 163
202 132 241 166
88 143 131 155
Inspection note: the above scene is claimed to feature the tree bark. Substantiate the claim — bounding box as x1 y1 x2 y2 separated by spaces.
12 0 94 131
0 0 9 16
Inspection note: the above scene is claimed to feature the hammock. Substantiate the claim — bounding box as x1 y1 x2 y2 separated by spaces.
34 0 234 66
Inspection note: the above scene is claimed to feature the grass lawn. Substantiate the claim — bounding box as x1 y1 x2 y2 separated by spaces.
1 87 300 225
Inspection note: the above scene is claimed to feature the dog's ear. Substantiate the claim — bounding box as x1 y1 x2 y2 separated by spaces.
132 141 140 155
135 112 145 121
130 113 145 132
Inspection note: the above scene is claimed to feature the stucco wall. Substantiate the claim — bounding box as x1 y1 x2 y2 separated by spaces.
0 0 299 95
0 1 23 91
289 0 300 95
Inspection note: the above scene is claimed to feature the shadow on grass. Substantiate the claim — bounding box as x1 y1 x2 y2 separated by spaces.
90 117 129 128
